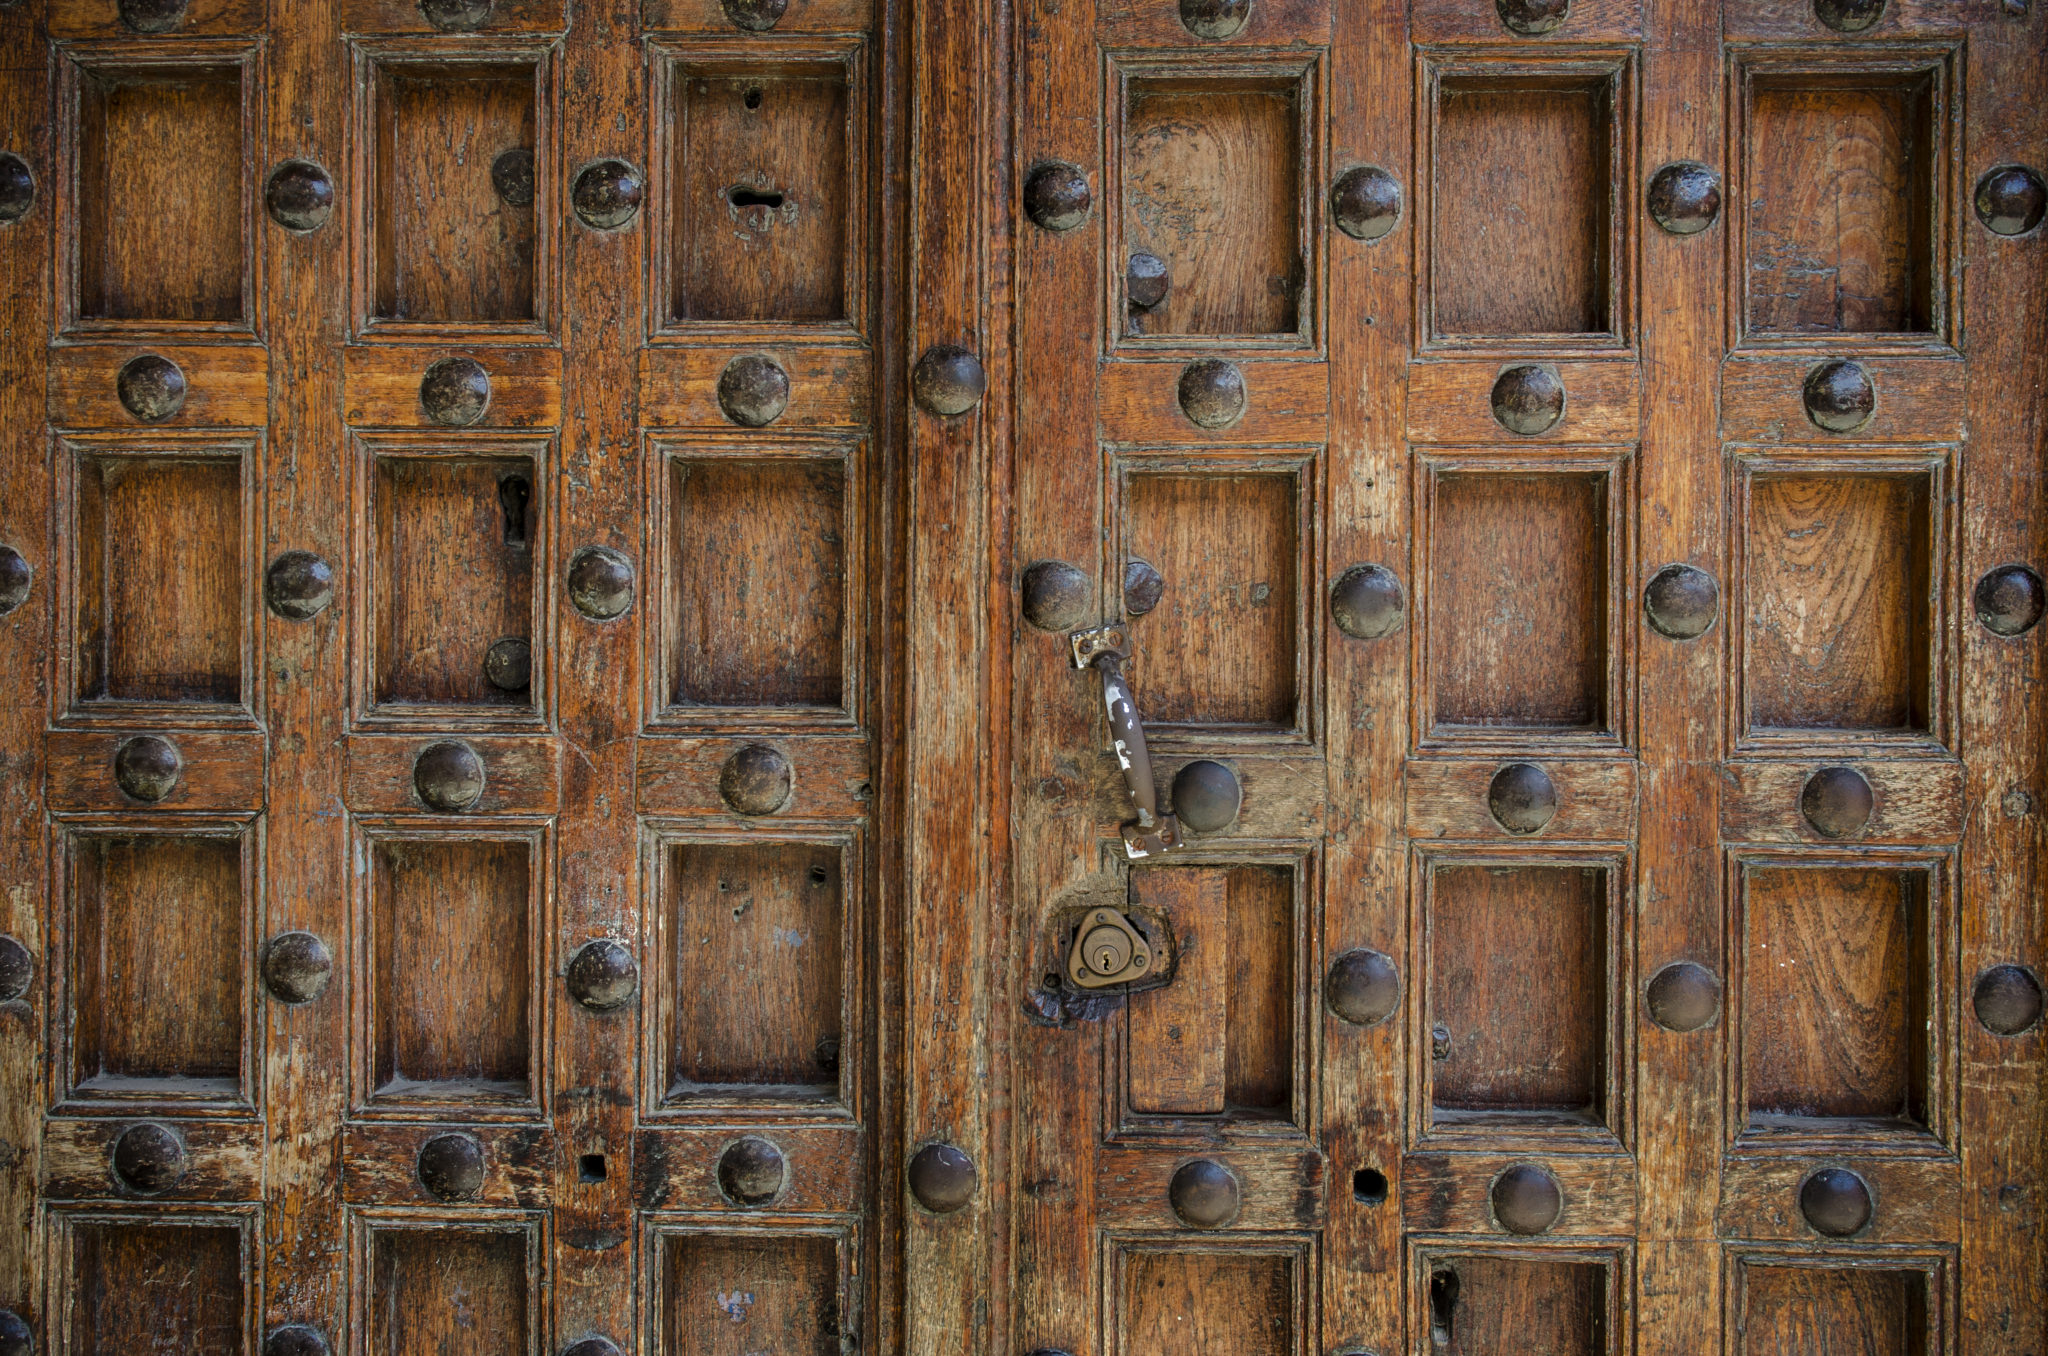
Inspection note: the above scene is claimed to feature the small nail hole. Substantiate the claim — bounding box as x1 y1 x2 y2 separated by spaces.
1352 1168 1388 1205
578 1153 606 1183
743 86 763 110
809 864 829 886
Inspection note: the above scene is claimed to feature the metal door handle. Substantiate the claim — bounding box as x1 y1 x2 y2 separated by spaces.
1070 624 1181 859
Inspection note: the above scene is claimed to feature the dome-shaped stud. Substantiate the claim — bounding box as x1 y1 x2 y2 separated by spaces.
1646 161 1722 236
1813 0 1884 31
566 938 639 1011
1178 0 1250 37
717 1135 789 1206
1972 964 2044 1036
1172 760 1242 834
1974 564 2046 638
264 550 334 621
1168 1159 1241 1229
0 934 31 1003
913 344 987 416
717 354 790 427
1496 0 1568 33
0 545 31 617
572 159 644 231
1331 165 1402 242
559 1341 622 1356
0 151 35 226
420 356 491 427
1023 162 1091 232
413 740 486 812
1330 563 1404 640
267 160 336 233
720 743 793 816
1644 960 1721 1033
112 1122 187 1195
1126 253 1170 310
720 0 787 28
1798 1167 1873 1237
1490 1164 1563 1234
1124 558 1165 617
1643 563 1719 641
0 1311 28 1356
1802 359 1874 433
567 545 636 621
484 637 532 692
1800 765 1874 840
906 1142 977 1214
420 0 494 31
264 1325 331 1356
261 932 333 1006
417 1132 487 1202
1974 165 2047 238
490 147 535 206
118 0 187 32
1020 560 1090 633
1491 364 1565 435
117 353 186 423
113 735 181 804
1177 358 1245 430
1324 948 1400 1027
1488 763 1557 835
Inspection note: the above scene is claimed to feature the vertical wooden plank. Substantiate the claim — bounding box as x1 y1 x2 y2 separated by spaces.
1128 869 1229 1116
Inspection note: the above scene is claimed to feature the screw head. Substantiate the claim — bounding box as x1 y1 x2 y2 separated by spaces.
1974 564 2045 638
566 939 639 1011
717 1135 789 1206
1644 960 1721 1033
1496 0 1569 33
1126 252 1171 310
420 0 494 30
1172 760 1242 834
112 1122 187 1195
1798 1167 1873 1236
720 744 793 816
1023 162 1092 231
1020 560 1090 633
1813 0 1884 31
913 345 987 416
0 151 35 226
720 0 788 28
1487 762 1557 835
262 931 333 1006
567 546 636 621
1330 563 1404 640
1491 364 1566 435
1643 563 1719 640
113 735 182 803
1490 1163 1563 1234
717 354 791 427
413 740 486 812
117 353 187 422
1975 165 2047 237
0 544 29 617
1177 358 1245 429
490 147 535 206
906 1142 977 1214
1123 557 1165 617
265 160 335 232
1802 359 1875 433
264 550 335 621
1179 0 1250 36
420 356 491 427
1324 948 1400 1027
417 1132 487 1201
1800 765 1874 840
1972 964 2044 1036
1647 161 1722 236
1168 1158 1241 1228
484 637 533 692
572 159 644 230
1331 165 1402 241
0 934 32 1003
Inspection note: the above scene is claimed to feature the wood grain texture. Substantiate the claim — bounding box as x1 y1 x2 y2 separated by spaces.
339 0 567 29
1127 869 1228 1115
661 1233 842 1356
1404 360 1640 444
1094 1148 1324 1231
1718 1158 1961 1244
343 735 561 813
342 346 563 429
42 1121 264 1200
47 346 268 428
1121 1248 1297 1356
1402 1158 1638 1235
1718 760 1964 845
1412 0 1641 39
1405 759 1638 843
635 1125 862 1211
369 1225 533 1356
50 0 265 35
638 347 872 429
1718 357 1964 443
45 731 266 812
1722 0 1979 36
342 1127 553 1207
1736 1261 1931 1356
1413 1251 1611 1354
636 736 872 816
1097 359 1328 444
644 0 871 29
1096 0 1328 45
66 1219 247 1354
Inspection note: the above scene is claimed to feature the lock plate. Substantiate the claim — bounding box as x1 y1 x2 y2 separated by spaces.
1064 907 1154 989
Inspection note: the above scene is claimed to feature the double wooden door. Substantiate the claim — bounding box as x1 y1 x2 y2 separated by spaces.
0 0 2042 1351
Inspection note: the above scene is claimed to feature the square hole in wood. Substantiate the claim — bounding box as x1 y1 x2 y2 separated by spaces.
69 1220 246 1354
73 62 246 325
1421 1253 1612 1354
369 61 538 325
74 452 244 707
68 832 245 1102
370 1225 532 1356
661 1234 842 1356
369 838 535 1106
1120 73 1304 340
1122 1248 1299 1356
663 841 845 1101
1737 1262 1931 1356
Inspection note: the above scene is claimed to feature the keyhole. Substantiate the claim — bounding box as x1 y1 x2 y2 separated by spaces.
1428 1267 1460 1347
578 1153 606 1183
729 185 785 210
498 475 531 547
1093 945 1117 973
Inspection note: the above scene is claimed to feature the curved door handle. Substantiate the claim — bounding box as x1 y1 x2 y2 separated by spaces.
1070 624 1182 859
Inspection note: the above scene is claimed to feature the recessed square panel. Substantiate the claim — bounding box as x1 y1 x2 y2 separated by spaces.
1737 1261 1932 1356
1120 1245 1302 1356
1419 1251 1614 1354
369 1224 534 1356
659 1233 842 1356
68 1219 247 1354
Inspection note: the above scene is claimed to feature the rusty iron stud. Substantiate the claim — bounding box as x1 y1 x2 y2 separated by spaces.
721 743 793 816
1325 948 1399 1027
0 545 26 616
717 354 791 427
118 0 187 31
1802 359 1875 433
558 1342 622 1356
414 740 486 812
0 1311 27 1356
567 939 639 1011
1801 766 1874 840
717 1135 789 1206
264 550 334 621
906 1142 977 1214
1496 0 1568 32
0 152 33 226
1490 1164 1563 1234
262 932 333 1006
1644 960 1721 1033
1330 563 1403 640
1331 165 1402 241
484 637 533 692
1020 560 1090 633
114 735 181 804
1023 162 1092 232
720 0 788 27
1172 760 1241 833
264 1327 331 1356
420 356 491 427
1975 165 2047 237
1488 762 1557 835
913 344 987 416
572 159 644 230
1813 0 1884 30
1491 364 1565 435
490 147 535 206
1178 0 1250 37
1799 1167 1873 1236
112 1122 187 1195
1643 563 1719 641
1126 253 1171 310
420 0 494 30
1169 1159 1241 1228
417 1132 487 1201
117 353 187 422
567 545 636 621
0 935 30 1003
1975 564 2046 637
1647 161 1722 236
1123 557 1165 617
1431 1024 1452 1059
1177 358 1245 429
1973 964 2044 1036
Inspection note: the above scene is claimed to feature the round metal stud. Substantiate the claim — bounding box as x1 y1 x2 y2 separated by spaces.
420 0 494 31
720 0 787 28
1974 165 2047 238
0 545 27 617
1644 960 1721 1033
1168 1159 1241 1229
1491 364 1566 435
1177 358 1245 430
0 151 34 226
264 1326 331 1356
484 637 532 692
1173 760 1242 834
490 147 535 206
0 934 31 1003
906 1142 976 1214
1802 359 1874 434
566 939 639 1011
1324 948 1400 1028
114 735 181 804
1496 0 1569 33
262 550 334 622
913 344 987 417
117 353 186 423
1643 563 1719 641
1023 161 1092 232
0 1312 31 1356
559 1341 622 1356
1813 0 1884 31
420 356 491 428
1331 165 1402 242
1646 161 1722 236
1799 1167 1873 1237
118 0 186 32
1124 558 1165 617
720 743 793 816
112 1122 186 1195
1488 763 1557 835
261 932 333 1006
1800 765 1874 840
1972 964 2044 1036
1330 563 1404 640
413 740 486 812
1126 252 1170 310
717 353 790 427
1974 564 2046 638
1490 1164 1563 1234
567 545 636 621
572 159 644 230
717 1135 789 1206
417 1132 486 1202
1178 0 1250 37
1020 560 1090 633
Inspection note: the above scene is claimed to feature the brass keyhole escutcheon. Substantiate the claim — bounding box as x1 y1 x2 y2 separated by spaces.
1065 908 1153 989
